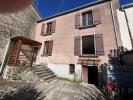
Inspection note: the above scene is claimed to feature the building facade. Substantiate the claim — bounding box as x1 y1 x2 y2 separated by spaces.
35 0 121 85
117 3 133 50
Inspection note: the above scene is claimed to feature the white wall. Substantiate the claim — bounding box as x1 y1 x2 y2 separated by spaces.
48 63 82 81
117 8 133 50
35 43 82 81
125 7 133 38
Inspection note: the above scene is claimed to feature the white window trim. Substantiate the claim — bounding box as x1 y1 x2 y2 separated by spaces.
81 10 94 27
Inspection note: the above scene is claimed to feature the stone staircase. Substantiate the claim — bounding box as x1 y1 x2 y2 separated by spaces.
31 65 56 83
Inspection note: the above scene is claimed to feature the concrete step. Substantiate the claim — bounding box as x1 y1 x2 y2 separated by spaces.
35 65 47 67
34 70 53 75
32 68 50 72
45 77 57 83
43 74 56 81
37 63 47 66
31 64 56 83
38 72 54 78
31 66 50 70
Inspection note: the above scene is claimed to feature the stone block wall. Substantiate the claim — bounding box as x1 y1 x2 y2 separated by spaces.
0 5 41 63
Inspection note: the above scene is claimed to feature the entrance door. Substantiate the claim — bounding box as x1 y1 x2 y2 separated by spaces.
88 66 98 86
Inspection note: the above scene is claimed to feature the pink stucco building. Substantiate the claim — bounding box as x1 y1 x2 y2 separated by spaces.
35 0 121 85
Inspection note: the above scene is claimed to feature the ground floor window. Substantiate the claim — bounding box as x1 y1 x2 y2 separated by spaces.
43 40 53 56
69 64 75 74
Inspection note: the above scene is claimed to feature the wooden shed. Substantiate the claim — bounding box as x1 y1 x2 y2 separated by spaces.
7 36 42 67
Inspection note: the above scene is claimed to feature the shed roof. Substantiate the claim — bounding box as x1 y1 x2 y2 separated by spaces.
11 36 42 46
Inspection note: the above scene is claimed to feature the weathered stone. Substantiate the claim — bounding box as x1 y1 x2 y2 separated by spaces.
36 80 105 100
0 5 41 62
3 65 40 83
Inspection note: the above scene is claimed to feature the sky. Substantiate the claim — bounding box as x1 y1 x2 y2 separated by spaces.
34 0 133 18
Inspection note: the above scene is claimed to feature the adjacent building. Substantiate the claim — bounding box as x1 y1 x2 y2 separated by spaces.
0 5 41 63
117 3 133 50
35 0 122 85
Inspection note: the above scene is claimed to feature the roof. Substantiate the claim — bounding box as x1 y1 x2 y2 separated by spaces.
122 3 133 9
37 0 110 23
11 36 42 46
32 4 43 18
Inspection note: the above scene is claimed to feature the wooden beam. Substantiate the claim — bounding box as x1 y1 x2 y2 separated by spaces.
14 40 22 66
30 48 34 67
7 41 14 65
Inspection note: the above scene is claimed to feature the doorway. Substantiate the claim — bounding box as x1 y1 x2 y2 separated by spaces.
88 66 98 86
82 66 98 86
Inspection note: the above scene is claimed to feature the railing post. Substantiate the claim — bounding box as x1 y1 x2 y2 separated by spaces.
30 47 34 67
7 41 14 65
14 40 22 66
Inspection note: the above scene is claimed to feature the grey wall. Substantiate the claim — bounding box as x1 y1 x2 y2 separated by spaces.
0 5 41 63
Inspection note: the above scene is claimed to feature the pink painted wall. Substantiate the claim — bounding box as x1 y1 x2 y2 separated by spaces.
82 66 88 83
35 1 120 65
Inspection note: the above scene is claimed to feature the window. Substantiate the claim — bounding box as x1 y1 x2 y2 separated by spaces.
46 22 52 34
41 20 56 36
82 11 93 26
74 34 104 56
43 40 53 56
69 64 75 74
82 35 95 55
43 41 49 55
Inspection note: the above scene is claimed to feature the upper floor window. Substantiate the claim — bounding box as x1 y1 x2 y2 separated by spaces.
46 22 52 34
82 11 93 27
75 7 101 29
41 20 56 36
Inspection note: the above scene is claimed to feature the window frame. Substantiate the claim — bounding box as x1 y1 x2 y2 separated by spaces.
46 22 53 35
81 10 94 27
81 34 96 56
42 41 49 56
69 64 75 74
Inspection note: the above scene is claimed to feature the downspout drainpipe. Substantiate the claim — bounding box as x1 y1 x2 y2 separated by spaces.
0 38 11 76
109 1 119 48
120 8 133 48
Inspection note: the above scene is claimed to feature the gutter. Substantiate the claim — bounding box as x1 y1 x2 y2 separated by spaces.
120 8 133 48
109 1 119 48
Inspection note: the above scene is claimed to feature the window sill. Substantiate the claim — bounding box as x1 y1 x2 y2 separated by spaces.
79 24 96 29
41 33 52 36
79 54 98 58
41 55 48 57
